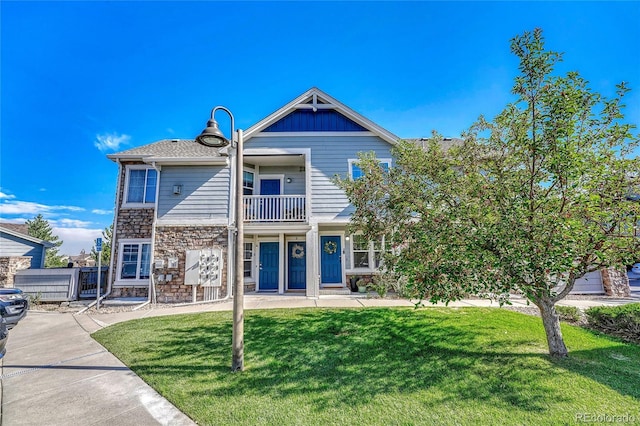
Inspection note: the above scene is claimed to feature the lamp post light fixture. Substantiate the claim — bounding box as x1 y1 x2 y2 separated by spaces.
197 106 245 372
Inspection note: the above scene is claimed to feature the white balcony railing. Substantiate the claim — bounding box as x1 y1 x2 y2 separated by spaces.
243 195 307 222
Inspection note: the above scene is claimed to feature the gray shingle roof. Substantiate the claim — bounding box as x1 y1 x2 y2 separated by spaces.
0 223 54 247
0 223 29 235
404 137 464 151
107 139 228 161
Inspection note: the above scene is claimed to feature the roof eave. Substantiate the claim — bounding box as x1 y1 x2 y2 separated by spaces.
0 226 55 247
142 157 230 166
106 153 153 162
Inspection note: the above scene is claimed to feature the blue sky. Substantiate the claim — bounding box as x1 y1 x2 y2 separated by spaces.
1 1 639 255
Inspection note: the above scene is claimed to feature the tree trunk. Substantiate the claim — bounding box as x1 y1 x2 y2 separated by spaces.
534 297 568 357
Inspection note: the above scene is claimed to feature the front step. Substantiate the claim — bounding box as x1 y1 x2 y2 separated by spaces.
319 287 353 296
101 297 148 306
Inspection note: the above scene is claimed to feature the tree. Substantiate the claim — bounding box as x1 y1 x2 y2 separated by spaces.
91 224 112 265
337 28 640 357
26 214 66 267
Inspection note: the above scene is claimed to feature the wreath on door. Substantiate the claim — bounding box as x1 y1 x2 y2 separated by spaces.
291 244 305 259
323 240 338 255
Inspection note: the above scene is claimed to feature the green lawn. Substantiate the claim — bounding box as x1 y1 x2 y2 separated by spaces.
92 308 640 425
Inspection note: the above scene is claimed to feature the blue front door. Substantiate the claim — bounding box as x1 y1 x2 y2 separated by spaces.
287 242 306 290
260 179 280 195
260 179 281 220
320 236 342 284
259 242 279 291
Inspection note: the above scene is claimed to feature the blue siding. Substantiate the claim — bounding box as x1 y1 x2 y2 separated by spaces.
157 165 231 220
0 231 45 268
263 110 367 132
246 135 394 219
259 166 305 195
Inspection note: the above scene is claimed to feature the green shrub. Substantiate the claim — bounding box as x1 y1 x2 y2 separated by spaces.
26 291 42 307
555 305 581 322
371 274 389 298
585 303 640 344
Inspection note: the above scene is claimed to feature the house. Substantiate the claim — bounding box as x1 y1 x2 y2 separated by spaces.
65 249 96 267
106 88 398 302
0 223 53 287
105 87 614 303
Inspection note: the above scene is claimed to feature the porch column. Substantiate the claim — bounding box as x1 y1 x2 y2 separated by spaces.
278 233 285 294
306 224 319 298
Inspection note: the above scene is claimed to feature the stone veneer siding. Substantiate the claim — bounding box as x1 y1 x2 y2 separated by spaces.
111 162 234 302
0 256 32 287
153 225 230 303
601 268 631 297
111 207 155 298
110 161 156 298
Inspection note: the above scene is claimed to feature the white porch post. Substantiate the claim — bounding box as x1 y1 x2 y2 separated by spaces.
306 224 319 298
278 233 285 294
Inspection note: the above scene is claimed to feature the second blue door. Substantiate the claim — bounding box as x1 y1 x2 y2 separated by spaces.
287 242 306 290
320 236 342 284
260 179 281 221
259 242 279 291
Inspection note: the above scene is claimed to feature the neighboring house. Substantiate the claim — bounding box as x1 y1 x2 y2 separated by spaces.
65 250 96 267
0 223 53 287
0 223 52 269
107 88 398 302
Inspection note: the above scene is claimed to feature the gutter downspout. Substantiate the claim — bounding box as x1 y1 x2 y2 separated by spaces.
142 161 162 309
175 153 235 306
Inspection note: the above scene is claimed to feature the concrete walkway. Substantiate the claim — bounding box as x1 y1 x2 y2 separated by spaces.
2 293 638 425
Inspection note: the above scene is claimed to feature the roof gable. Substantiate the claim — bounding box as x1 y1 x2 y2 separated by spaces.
244 87 399 144
263 109 368 132
0 224 54 247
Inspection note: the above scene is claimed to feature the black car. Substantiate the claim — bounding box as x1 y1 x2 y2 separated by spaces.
0 288 29 329
0 317 7 359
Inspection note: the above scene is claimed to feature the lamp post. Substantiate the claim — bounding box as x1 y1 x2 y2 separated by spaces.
196 106 244 372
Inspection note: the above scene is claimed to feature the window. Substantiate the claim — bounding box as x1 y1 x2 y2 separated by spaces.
119 241 151 281
125 167 157 205
348 158 391 180
243 170 254 195
350 234 385 270
244 242 253 278
352 234 370 268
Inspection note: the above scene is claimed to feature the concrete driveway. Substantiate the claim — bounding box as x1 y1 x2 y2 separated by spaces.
1 292 637 425
0 312 195 426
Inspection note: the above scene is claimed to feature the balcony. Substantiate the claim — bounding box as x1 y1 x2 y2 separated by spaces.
243 195 307 223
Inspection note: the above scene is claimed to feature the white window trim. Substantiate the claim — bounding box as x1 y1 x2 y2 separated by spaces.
349 234 385 272
115 239 152 286
348 158 392 179
243 168 255 196
243 241 255 282
123 165 157 208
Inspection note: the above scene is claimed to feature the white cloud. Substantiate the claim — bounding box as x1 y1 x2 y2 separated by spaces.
54 227 104 255
92 209 113 215
0 200 85 215
53 218 93 228
0 197 108 255
94 132 131 152
0 191 15 199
